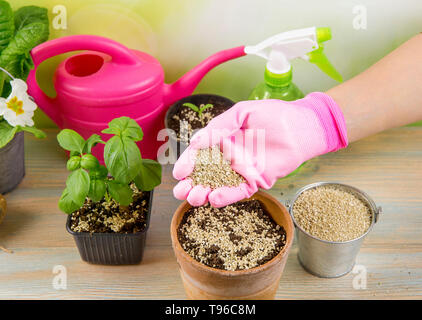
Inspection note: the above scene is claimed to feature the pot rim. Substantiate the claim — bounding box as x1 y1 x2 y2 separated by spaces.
164 93 235 144
66 189 154 236
0 131 24 154
171 190 294 277
287 181 381 245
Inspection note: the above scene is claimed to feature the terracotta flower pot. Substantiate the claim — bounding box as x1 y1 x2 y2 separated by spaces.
170 191 294 300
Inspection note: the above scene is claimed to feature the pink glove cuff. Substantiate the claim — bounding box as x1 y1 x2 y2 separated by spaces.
298 92 349 152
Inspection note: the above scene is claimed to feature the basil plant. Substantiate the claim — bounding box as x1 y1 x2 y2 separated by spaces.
57 117 162 214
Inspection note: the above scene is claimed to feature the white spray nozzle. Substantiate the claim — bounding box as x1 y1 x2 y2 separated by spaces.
245 27 320 74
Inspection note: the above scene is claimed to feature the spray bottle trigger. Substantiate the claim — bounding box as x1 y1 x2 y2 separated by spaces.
307 45 343 82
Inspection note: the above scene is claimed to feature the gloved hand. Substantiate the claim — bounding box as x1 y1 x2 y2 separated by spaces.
173 92 348 207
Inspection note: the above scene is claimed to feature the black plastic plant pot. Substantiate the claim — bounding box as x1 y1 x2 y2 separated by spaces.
0 132 25 194
164 94 235 159
66 190 153 265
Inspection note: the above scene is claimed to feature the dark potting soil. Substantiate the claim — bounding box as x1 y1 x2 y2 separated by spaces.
69 187 150 234
177 200 287 271
167 100 229 143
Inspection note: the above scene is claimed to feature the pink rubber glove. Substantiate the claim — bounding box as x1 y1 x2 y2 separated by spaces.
173 92 348 207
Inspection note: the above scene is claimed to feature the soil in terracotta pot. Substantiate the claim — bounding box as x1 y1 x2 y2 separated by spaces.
178 199 287 271
167 100 229 144
69 184 149 234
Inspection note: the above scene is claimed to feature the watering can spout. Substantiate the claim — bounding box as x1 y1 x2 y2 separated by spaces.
163 46 246 107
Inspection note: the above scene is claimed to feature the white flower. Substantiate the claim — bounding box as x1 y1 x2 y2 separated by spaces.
0 79 37 127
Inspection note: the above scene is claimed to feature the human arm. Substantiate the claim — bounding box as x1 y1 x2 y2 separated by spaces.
173 34 422 207
328 33 422 142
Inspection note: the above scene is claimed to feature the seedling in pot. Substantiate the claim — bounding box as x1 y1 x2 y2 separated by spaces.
57 116 162 228
182 102 213 118
166 95 234 148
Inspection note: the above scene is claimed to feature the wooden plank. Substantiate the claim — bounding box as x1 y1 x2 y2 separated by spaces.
0 127 421 299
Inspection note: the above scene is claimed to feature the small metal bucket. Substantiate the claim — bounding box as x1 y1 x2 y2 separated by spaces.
286 182 381 278
0 132 25 194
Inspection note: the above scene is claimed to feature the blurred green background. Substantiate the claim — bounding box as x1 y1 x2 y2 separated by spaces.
11 0 422 127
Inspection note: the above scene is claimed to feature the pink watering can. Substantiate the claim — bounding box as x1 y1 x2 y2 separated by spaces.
27 35 246 161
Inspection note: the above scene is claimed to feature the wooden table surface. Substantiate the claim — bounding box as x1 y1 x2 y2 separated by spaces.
0 127 421 299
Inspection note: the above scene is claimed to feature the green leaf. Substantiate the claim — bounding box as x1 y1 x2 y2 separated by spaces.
183 102 200 113
0 120 17 148
134 159 162 191
199 103 213 116
104 135 142 184
0 5 49 79
58 188 81 214
89 165 108 180
0 4 48 95
0 1 14 52
66 156 81 171
83 134 104 154
80 154 99 170
17 125 46 139
102 116 143 141
57 129 86 154
106 180 133 206
88 179 106 203
14 6 49 30
66 168 90 204
0 21 49 80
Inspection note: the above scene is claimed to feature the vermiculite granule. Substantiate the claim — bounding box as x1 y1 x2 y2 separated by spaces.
293 186 372 242
190 146 245 189
178 200 287 271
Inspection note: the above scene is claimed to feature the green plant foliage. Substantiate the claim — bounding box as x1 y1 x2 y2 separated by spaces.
58 188 81 214
83 134 103 154
88 179 106 203
0 120 17 147
57 129 86 154
102 117 143 141
66 156 81 171
182 102 213 117
57 117 162 214
134 159 162 191
66 168 90 204
0 1 14 53
106 180 133 206
80 154 99 170
0 120 46 149
0 2 49 148
0 3 49 88
103 135 142 184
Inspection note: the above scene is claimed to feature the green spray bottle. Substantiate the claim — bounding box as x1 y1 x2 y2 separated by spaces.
246 27 342 175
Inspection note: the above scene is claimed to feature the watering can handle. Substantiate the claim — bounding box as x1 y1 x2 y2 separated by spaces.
31 35 139 66
27 35 139 127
